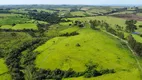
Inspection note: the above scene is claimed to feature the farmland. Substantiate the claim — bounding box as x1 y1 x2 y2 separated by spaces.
0 24 38 30
0 5 142 80
35 26 140 79
0 59 11 80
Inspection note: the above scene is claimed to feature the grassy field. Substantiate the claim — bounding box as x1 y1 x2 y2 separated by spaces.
0 6 142 80
12 23 38 30
34 25 140 79
9 9 28 14
0 32 33 55
110 11 135 15
36 9 55 13
0 59 11 80
70 11 86 16
0 23 38 30
0 13 19 17
68 16 142 40
137 13 142 16
0 16 30 25
0 25 13 29
68 16 142 28
132 34 142 43
44 22 72 37
64 69 140 80
87 8 111 14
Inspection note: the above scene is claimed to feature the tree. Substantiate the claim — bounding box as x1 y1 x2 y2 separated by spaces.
116 25 122 31
28 11 61 24
117 32 124 39
125 20 137 32
89 20 101 29
11 32 17 37
12 23 16 27
107 27 116 35
139 25 142 28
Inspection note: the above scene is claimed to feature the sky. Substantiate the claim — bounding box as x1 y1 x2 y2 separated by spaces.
0 0 142 5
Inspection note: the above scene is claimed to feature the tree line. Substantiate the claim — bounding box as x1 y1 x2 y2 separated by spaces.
5 39 44 80
127 35 142 56
28 11 61 24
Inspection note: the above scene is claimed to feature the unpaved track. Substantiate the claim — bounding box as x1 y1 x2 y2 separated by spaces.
103 31 142 72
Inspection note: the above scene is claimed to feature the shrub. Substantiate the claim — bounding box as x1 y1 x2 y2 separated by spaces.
12 23 16 27
139 25 142 28
76 43 81 47
60 31 79 37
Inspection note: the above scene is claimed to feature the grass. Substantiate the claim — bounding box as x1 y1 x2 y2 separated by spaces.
0 25 12 29
68 16 142 40
0 13 19 17
12 23 38 30
35 9 55 13
110 11 135 15
0 32 33 55
0 23 38 30
34 26 139 80
68 16 142 28
63 68 140 80
87 8 111 14
0 59 8 74
0 59 11 80
9 9 28 14
137 13 142 16
70 11 86 16
0 16 30 25
132 34 142 43
136 28 142 34
44 22 72 37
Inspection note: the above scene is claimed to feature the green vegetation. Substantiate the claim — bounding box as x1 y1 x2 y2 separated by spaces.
0 13 19 17
68 16 142 28
0 24 38 30
12 24 38 30
0 32 33 57
0 5 142 80
64 69 140 80
70 11 86 16
35 26 139 79
133 34 142 43
0 59 11 80
0 25 12 29
0 16 29 25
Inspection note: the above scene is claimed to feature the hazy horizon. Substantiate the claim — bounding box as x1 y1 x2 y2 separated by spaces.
0 0 142 5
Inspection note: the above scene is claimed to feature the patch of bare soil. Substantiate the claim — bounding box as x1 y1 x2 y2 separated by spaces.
112 14 142 21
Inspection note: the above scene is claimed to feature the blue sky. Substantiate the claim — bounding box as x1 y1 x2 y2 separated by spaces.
0 0 142 5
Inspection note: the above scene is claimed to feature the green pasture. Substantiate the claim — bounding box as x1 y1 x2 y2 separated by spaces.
0 59 11 80
0 32 33 55
132 34 142 43
12 23 38 30
0 13 19 17
0 16 29 25
64 68 140 80
70 11 86 16
0 23 38 30
34 25 140 79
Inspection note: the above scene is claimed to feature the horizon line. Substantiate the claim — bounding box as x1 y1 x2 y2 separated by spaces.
0 4 142 6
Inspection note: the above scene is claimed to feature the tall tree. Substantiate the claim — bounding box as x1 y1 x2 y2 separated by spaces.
125 20 137 32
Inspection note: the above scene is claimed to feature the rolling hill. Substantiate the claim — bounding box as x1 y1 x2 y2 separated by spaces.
34 26 141 79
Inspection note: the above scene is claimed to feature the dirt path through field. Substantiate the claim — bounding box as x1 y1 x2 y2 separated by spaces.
103 31 142 72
